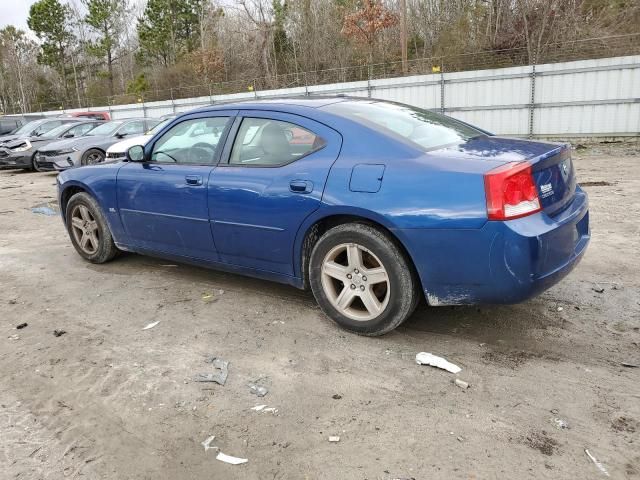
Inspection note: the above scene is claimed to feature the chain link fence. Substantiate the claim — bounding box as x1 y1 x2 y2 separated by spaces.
20 33 640 114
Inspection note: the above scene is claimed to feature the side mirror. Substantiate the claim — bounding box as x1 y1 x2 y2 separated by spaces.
126 145 145 162
115 133 125 139
63 133 74 138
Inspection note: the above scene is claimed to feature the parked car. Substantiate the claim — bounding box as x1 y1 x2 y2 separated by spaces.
0 118 81 146
0 121 103 171
105 116 176 162
36 118 159 171
60 111 111 121
0 114 46 135
56 98 590 336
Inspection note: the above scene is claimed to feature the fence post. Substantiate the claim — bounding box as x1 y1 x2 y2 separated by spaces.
170 88 176 114
367 64 372 98
440 67 445 114
528 54 537 138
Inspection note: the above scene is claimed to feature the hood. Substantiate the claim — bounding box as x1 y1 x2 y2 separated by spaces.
107 134 151 153
38 137 79 152
0 134 24 145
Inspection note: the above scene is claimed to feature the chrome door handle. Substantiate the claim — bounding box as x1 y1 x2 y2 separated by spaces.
185 175 203 186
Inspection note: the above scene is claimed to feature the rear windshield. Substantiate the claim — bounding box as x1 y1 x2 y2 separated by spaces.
323 101 482 150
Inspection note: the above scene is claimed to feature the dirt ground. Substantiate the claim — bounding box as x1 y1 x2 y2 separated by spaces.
1 143 639 480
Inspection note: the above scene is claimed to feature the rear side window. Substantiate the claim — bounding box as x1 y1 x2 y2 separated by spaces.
229 118 325 167
323 101 482 151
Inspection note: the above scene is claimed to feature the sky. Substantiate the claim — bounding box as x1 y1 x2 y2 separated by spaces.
0 0 39 30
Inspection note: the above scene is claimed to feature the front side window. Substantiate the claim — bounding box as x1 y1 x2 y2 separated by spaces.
88 121 124 136
66 123 98 137
151 117 230 164
229 118 325 166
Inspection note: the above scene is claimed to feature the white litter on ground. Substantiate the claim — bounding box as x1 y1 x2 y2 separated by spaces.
585 449 610 477
142 321 160 330
328 436 340 442
415 352 462 373
250 405 267 411
201 435 216 451
216 452 248 465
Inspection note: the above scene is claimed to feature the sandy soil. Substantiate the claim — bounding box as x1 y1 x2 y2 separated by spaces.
0 144 639 480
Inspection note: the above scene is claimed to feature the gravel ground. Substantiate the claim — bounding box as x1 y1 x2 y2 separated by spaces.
0 143 639 479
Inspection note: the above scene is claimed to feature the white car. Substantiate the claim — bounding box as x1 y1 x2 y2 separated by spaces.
105 116 225 162
105 117 174 161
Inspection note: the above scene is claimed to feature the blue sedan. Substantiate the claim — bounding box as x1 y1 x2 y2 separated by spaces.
57 98 590 335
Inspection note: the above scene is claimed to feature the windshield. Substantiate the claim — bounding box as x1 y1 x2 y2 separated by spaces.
42 124 75 138
87 121 124 136
12 120 45 136
147 118 172 135
323 101 483 150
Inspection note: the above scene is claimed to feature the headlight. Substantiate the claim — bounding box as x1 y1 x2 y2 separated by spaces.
12 140 32 152
57 148 77 155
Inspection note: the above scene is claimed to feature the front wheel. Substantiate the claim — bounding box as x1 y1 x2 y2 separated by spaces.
309 223 419 336
82 149 105 166
65 192 118 263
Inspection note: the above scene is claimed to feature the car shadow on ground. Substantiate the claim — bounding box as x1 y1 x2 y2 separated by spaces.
89 252 554 351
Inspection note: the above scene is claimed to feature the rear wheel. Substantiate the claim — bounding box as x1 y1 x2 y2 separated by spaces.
65 192 118 263
309 223 419 336
82 149 105 166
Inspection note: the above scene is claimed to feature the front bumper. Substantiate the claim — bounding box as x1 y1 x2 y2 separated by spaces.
399 188 590 305
35 151 82 171
0 150 31 169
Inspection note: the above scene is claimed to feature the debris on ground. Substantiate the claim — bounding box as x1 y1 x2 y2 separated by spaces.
249 384 268 397
415 352 462 374
557 306 564 312
250 404 278 413
8 334 19 341
194 357 229 385
332 394 342 400
592 287 605 293
585 449 610 477
53 329 66 337
30 206 57 216
202 294 213 300
553 418 569 430
201 435 216 451
454 378 470 389
621 362 639 368
8 299 17 305
16 323 28 330
216 452 248 465
142 321 160 330
328 436 340 442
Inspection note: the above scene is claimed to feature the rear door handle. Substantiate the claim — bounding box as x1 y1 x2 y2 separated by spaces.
289 180 313 193
185 175 203 186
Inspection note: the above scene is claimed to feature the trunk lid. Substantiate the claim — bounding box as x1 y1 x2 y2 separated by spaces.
438 136 576 217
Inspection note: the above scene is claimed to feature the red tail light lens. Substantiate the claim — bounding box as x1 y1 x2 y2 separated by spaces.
484 162 541 220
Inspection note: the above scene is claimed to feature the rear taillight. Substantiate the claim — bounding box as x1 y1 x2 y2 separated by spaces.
484 162 541 220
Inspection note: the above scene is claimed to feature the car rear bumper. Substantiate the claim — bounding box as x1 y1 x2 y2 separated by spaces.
398 187 590 305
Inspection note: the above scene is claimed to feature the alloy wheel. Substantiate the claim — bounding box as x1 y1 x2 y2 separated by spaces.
320 243 390 321
70 205 100 255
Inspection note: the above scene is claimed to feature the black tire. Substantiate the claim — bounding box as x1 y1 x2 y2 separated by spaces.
65 192 118 264
309 223 419 336
81 148 105 166
23 153 38 172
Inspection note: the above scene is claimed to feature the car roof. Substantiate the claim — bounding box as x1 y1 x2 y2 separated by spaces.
191 96 349 114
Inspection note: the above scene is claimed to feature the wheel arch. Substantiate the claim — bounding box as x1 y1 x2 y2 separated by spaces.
295 209 423 293
59 182 96 220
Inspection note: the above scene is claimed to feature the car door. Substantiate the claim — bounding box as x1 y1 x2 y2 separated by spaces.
116 112 235 260
209 110 342 275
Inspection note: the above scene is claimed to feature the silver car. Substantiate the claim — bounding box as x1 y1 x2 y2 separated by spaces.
35 118 159 171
